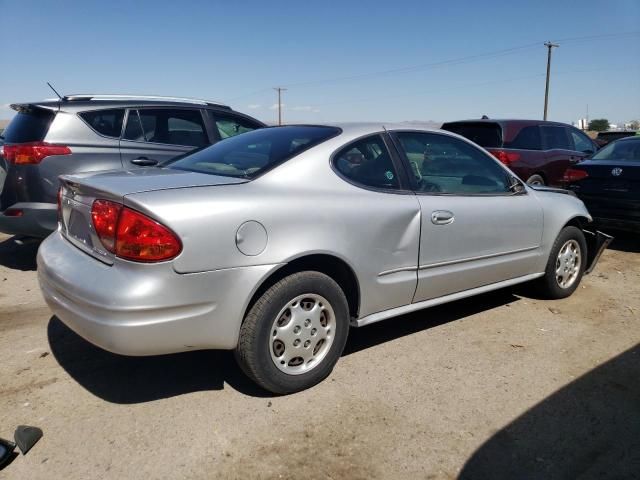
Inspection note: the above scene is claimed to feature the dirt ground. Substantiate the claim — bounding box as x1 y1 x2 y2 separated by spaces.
0 232 638 479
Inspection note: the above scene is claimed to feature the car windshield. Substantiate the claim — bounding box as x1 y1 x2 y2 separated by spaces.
591 138 640 162
167 126 341 178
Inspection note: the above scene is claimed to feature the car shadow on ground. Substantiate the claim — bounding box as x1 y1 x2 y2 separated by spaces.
0 236 40 271
48 289 518 403
459 343 640 479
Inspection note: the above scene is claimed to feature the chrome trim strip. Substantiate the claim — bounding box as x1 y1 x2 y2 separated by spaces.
357 272 545 327
378 266 418 277
418 246 539 270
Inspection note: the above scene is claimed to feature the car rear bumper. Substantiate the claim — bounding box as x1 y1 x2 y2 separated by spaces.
37 232 280 355
0 202 57 237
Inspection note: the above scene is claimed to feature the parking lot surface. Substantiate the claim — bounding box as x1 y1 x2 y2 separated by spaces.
0 232 638 479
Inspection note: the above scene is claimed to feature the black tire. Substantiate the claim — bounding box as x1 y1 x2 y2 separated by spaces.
526 174 545 186
536 226 587 299
235 271 350 394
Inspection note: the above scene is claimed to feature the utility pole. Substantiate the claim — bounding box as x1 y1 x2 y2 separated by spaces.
543 42 559 121
273 87 287 125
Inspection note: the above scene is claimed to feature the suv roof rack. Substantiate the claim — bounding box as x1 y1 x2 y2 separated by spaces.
61 94 230 109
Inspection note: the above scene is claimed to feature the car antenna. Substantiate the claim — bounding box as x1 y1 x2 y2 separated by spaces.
46 82 63 101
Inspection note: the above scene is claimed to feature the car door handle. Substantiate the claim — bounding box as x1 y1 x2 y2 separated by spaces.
431 210 455 225
131 157 158 166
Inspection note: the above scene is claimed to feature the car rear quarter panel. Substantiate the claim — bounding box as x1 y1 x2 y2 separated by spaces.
124 141 422 318
33 112 123 202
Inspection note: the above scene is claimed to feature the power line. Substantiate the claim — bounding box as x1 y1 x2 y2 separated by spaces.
303 66 622 109
229 30 640 97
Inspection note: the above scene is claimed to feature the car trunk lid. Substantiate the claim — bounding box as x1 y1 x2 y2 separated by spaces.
59 168 248 263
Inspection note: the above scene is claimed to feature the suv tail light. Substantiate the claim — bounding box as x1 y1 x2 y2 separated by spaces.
4 142 71 165
91 199 181 262
563 168 589 183
487 149 520 166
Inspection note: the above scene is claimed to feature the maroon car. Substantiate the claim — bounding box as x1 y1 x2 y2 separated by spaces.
441 119 599 186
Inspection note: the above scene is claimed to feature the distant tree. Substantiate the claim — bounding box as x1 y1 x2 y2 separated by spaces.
629 120 639 131
588 119 610 132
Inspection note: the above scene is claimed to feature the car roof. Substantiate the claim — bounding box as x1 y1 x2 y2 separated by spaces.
10 95 235 114
441 118 572 128
280 122 444 137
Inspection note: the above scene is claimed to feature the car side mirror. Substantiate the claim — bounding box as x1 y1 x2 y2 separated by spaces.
508 176 526 194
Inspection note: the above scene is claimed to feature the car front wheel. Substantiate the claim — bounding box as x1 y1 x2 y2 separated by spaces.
235 271 350 394
536 226 587 299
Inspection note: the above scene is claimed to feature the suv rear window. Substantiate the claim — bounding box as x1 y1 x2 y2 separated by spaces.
168 126 341 178
440 122 502 148
3 109 55 143
79 109 125 138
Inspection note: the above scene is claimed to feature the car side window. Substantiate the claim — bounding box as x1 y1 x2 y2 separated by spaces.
541 126 572 150
123 109 209 147
210 112 261 139
570 129 595 154
395 132 510 195
505 126 542 150
333 135 400 190
123 110 145 141
79 109 125 138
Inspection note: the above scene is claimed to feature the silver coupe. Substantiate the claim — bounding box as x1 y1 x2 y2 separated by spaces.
37 124 611 393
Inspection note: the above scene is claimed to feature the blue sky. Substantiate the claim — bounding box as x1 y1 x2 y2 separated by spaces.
0 0 638 125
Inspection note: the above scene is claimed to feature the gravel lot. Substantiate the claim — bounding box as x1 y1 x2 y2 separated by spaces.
0 232 638 479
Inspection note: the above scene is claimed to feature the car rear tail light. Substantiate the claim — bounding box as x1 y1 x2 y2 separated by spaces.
90 199 181 262
3 208 23 217
91 200 122 253
563 168 589 183
488 149 520 166
4 142 71 165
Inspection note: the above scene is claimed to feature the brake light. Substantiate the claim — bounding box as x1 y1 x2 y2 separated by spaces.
91 200 122 253
90 200 181 262
488 149 520 166
4 142 71 165
563 168 589 183
3 208 23 217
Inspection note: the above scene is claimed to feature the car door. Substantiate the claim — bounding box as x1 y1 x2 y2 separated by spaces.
119 108 209 168
390 130 543 302
540 125 576 185
331 133 421 316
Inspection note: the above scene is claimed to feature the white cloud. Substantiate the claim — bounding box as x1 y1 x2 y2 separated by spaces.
291 105 312 112
247 104 261 109
269 103 286 110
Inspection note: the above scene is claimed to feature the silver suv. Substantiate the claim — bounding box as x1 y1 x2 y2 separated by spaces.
0 95 265 237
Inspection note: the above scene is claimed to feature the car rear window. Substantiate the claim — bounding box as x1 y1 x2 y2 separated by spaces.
167 126 341 178
591 138 640 162
3 109 56 143
440 122 503 148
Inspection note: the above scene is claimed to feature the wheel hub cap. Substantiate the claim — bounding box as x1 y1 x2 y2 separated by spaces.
555 239 581 289
269 294 336 375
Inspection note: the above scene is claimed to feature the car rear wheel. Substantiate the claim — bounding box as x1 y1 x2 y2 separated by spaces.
526 174 545 186
235 271 350 394
536 226 586 299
